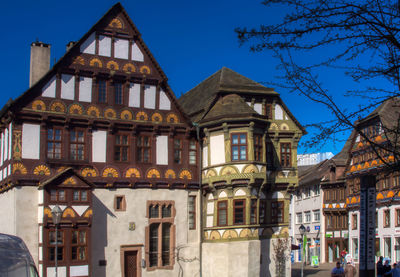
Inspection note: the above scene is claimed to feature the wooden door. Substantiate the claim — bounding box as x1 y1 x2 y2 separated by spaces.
124 251 137 277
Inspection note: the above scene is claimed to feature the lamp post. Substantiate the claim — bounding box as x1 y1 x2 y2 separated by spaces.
299 224 306 277
51 205 62 277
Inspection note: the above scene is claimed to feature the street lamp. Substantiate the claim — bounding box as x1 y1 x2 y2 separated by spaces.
299 224 306 277
51 205 62 277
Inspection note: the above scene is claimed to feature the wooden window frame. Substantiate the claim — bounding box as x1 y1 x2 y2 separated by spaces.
115 134 130 162
145 201 175 271
254 134 263 162
137 136 151 163
396 209 400 227
265 103 272 119
48 229 64 262
114 195 126 211
271 201 284 224
259 199 266 224
69 129 86 161
49 189 66 203
352 214 358 230
231 133 247 161
47 128 63 159
250 199 257 224
233 199 246 225
266 142 274 167
173 139 182 164
384 209 391 228
188 195 196 230
280 143 291 167
71 230 87 261
217 200 228 226
72 190 88 203
114 82 123 105
98 79 107 103
188 140 197 165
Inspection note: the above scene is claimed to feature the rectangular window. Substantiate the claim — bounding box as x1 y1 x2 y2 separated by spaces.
352 238 359 260
149 223 159 267
114 82 123 105
271 201 284 223
49 230 64 261
115 134 129 162
189 141 197 165
314 185 320 196
71 230 87 261
114 195 126 211
233 199 245 225
231 133 247 161
50 189 65 202
250 199 257 224
265 103 272 119
266 142 274 167
384 210 391 228
385 237 392 260
174 139 182 164
188 196 196 230
352 214 358 230
72 190 88 202
313 210 320 222
70 129 85 160
396 209 400 227
218 201 228 226
296 212 302 224
47 128 62 159
280 143 291 167
304 211 311 223
137 136 151 163
254 134 262 162
259 199 266 224
161 224 171 266
304 187 311 198
98 80 107 103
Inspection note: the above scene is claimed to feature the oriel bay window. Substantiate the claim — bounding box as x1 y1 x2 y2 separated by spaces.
115 134 129 162
146 201 175 270
70 129 85 160
280 143 291 167
47 128 62 159
271 201 284 223
137 136 151 163
217 201 228 226
254 134 263 162
231 133 247 161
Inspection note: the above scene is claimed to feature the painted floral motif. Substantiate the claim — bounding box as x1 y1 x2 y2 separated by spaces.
125 168 141 178
81 167 97 177
146 168 161 178
13 130 22 160
120 110 133 120
102 167 119 178
33 165 51 176
12 163 27 175
179 169 192 180
164 169 176 179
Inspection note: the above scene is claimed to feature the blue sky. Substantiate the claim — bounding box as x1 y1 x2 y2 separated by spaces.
0 0 371 155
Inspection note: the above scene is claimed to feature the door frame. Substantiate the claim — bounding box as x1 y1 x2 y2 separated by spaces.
120 244 143 277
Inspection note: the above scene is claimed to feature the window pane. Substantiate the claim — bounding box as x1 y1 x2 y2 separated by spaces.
81 191 87 201
149 224 158 267
162 205 171 218
73 191 80 201
162 224 171 266
234 200 245 224
150 205 159 218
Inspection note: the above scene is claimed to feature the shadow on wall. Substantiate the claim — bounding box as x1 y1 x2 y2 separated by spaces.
260 239 272 277
91 194 116 277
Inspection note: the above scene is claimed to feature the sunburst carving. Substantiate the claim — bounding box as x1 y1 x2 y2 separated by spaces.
151 112 163 122
120 110 133 120
50 101 66 113
83 208 93 218
63 207 76 218
73 56 85 65
102 167 119 178
69 104 84 115
87 106 100 117
125 168 141 178
12 163 27 175
109 18 123 28
146 168 161 178
136 111 148 121
33 165 50 176
32 100 46 111
179 169 192 180
140 65 151 74
62 177 77 185
123 63 136 73
166 113 179 123
81 167 97 177
104 108 117 119
165 169 176 179
106 61 119 71
89 58 103 68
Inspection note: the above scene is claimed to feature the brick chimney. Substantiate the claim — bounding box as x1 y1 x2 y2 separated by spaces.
29 41 50 87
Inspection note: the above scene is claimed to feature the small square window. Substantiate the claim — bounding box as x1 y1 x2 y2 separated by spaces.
114 195 126 211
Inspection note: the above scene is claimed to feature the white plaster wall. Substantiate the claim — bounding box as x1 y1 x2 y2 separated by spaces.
129 83 141 108
98 35 111 57
22 123 40 159
114 39 129 60
80 33 96 54
159 90 171 110
0 189 16 235
42 76 56 98
144 85 156 109
92 130 107 162
254 103 262 114
156 136 168 165
203 146 208 167
275 104 283 120
131 42 144 62
79 77 92 103
91 189 200 277
210 134 225 165
61 74 75 100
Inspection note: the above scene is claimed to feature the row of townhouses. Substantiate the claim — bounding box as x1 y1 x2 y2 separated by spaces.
0 3 305 277
290 97 400 265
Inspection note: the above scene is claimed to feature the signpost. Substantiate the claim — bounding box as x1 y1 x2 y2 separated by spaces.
359 175 376 277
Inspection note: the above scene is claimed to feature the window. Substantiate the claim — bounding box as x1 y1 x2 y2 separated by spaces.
266 142 274 167
231 133 247 161
250 199 257 224
384 210 391 228
114 195 126 211
115 134 129 162
72 190 88 202
383 177 390 189
146 202 175 269
50 189 66 202
189 140 197 165
49 230 64 261
71 230 87 261
217 201 228 226
254 134 263 162
280 143 291 167
352 238 359 260
304 187 311 198
137 136 151 163
47 128 62 159
271 201 284 223
313 185 320 196
259 199 266 224
114 82 123 105
265 103 272 119
327 215 333 229
296 190 302 201
394 175 400 187
188 196 196 229
296 212 302 224
70 129 85 160
98 80 107 103
396 209 400 227
352 214 358 230
385 237 392 260
313 210 320 222
304 211 311 223
396 238 400 262
174 139 182 164
233 199 245 225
